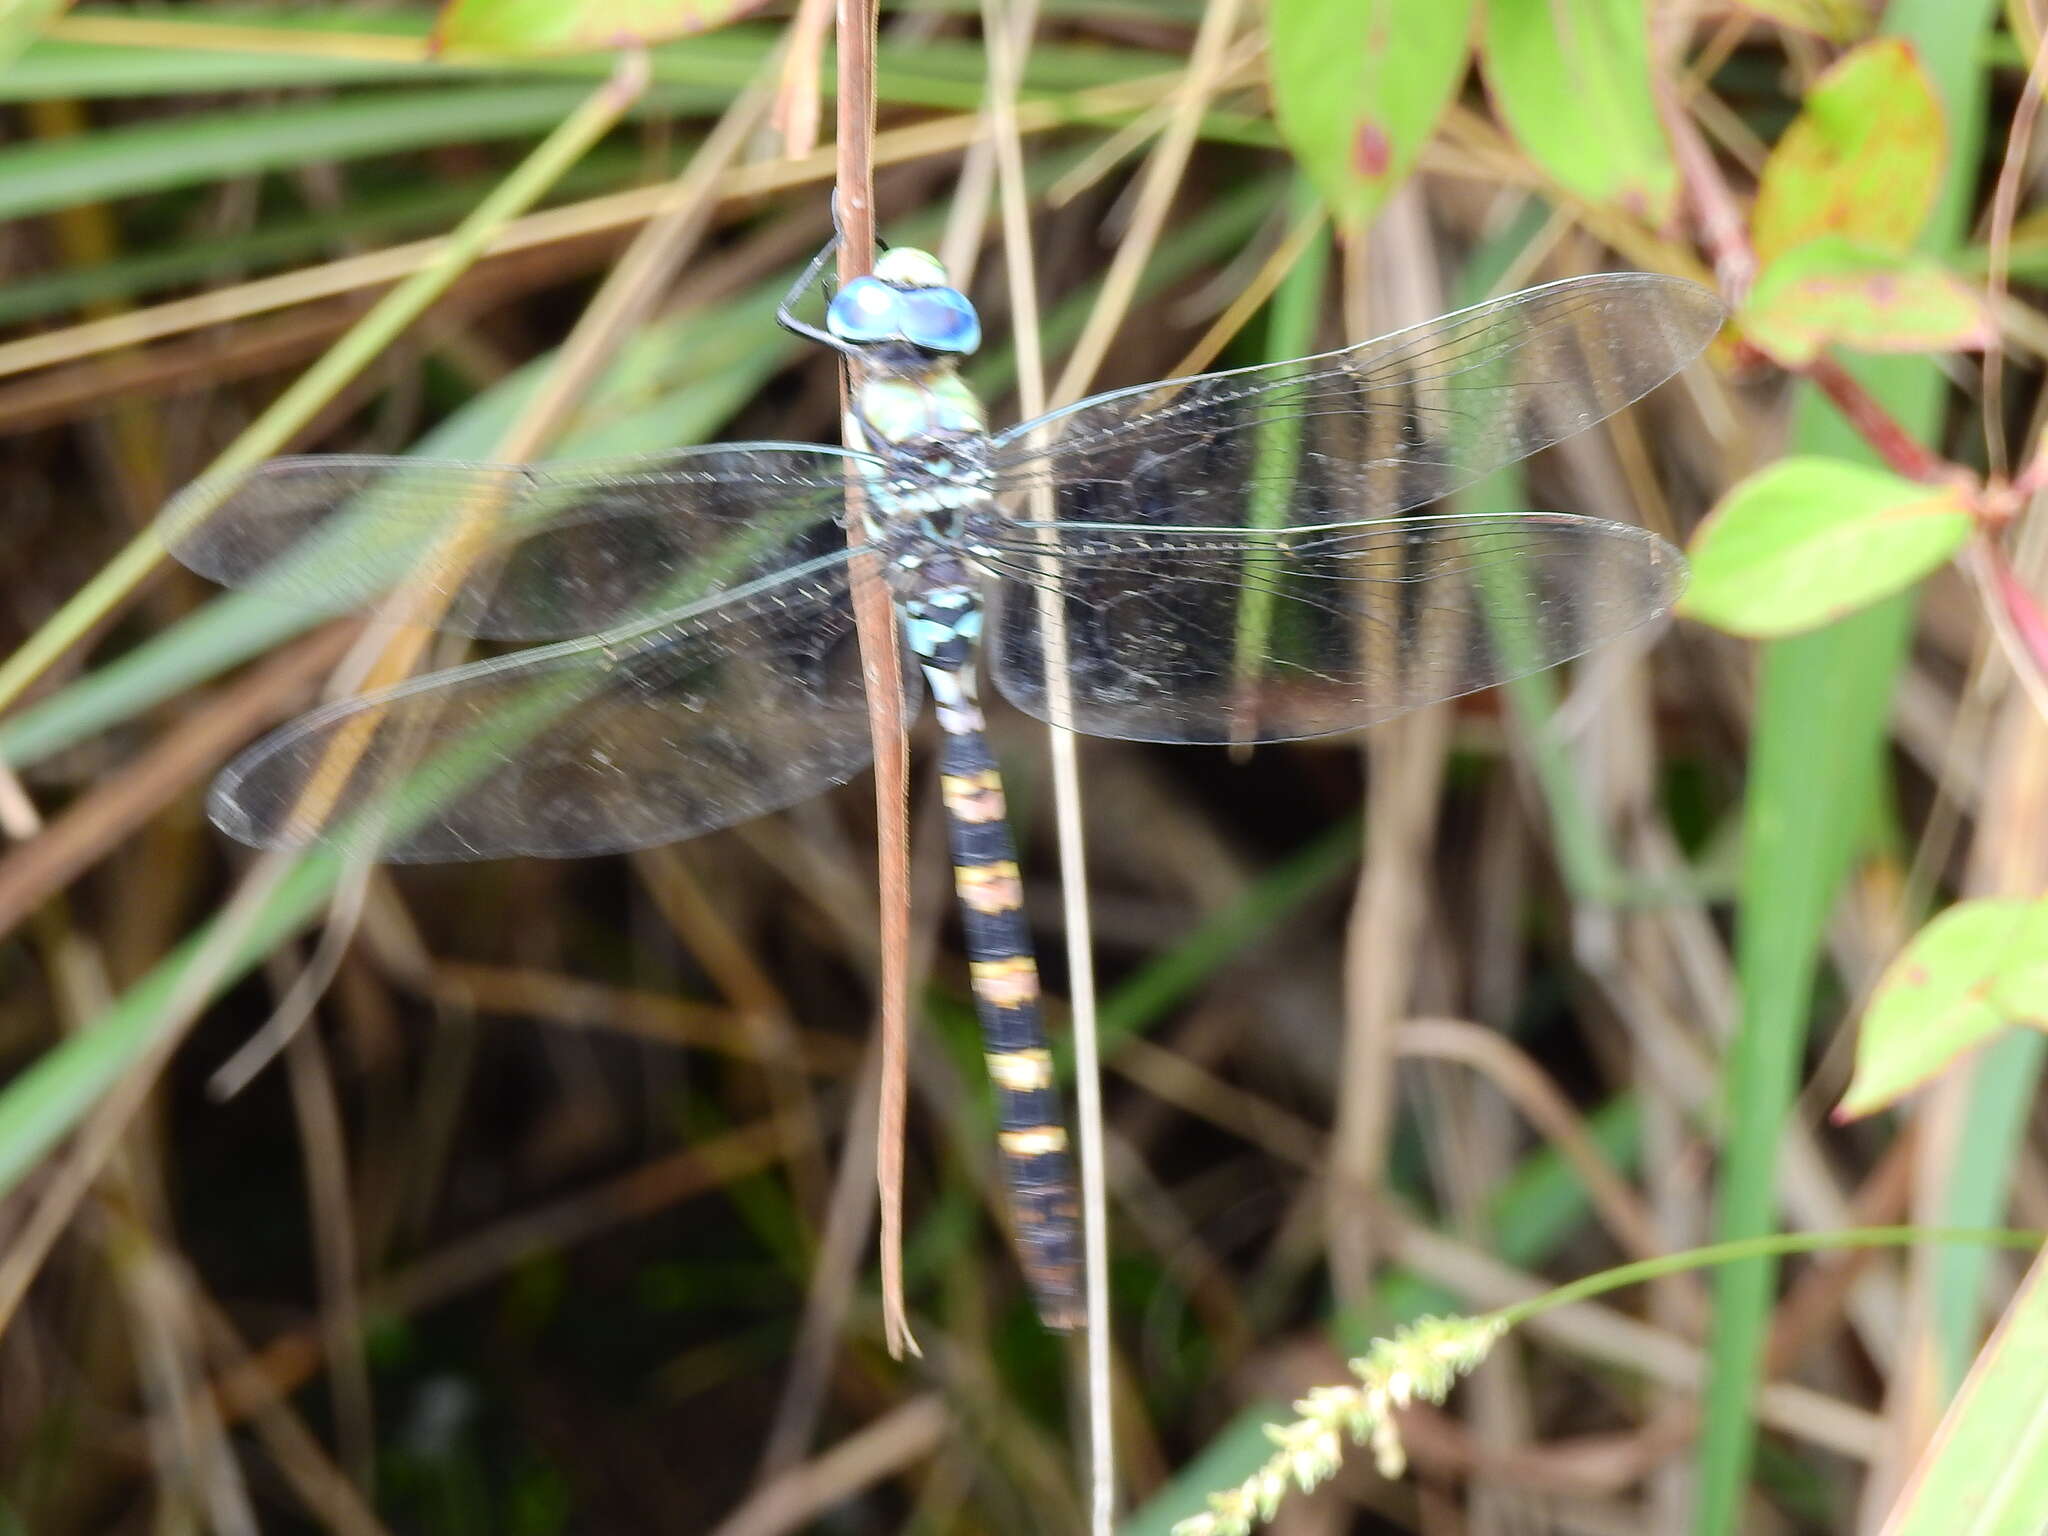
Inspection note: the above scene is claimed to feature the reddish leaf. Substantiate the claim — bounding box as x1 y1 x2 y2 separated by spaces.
1739 237 1989 368
1751 39 1943 264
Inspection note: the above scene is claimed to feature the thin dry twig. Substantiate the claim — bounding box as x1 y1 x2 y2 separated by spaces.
831 0 920 1363
205 1115 810 1433
710 1394 951 1536
1396 1019 1675 1270
1980 22 2048 478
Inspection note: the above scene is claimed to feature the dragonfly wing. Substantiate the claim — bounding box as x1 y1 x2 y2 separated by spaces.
987 272 1722 531
161 443 870 640
980 514 1683 744
210 552 916 860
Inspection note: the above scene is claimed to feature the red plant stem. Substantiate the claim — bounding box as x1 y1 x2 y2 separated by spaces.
1986 539 2048 680
1803 355 1947 484
1658 72 1755 304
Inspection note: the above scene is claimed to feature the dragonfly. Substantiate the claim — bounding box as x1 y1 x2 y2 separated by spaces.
159 232 1722 1330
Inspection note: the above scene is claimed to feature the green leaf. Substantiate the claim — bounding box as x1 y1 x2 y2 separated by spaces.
1681 456 1971 637
1882 1244 2048 1533
1268 0 1473 231
1751 39 1941 264
1479 0 1675 222
1730 0 1871 40
434 0 774 56
1738 238 1989 367
1838 900 2048 1118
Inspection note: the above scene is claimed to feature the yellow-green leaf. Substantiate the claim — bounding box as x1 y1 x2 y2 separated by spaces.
1269 0 1474 232
1731 0 1871 42
1840 899 2048 1119
1681 456 1971 638
1751 38 1942 263
433 0 773 57
0 0 70 71
1738 238 1989 368
1480 0 1675 223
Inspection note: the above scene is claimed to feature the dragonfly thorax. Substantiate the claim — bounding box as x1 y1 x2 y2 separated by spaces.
849 361 994 551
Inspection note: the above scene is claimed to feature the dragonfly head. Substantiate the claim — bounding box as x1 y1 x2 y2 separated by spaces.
826 246 983 365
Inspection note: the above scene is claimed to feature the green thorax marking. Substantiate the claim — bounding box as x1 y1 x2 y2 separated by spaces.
856 366 986 451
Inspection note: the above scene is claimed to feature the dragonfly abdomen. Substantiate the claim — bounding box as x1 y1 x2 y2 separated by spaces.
905 583 1084 1331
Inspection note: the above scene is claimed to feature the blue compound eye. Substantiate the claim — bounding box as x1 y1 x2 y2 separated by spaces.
900 288 982 355
826 276 905 343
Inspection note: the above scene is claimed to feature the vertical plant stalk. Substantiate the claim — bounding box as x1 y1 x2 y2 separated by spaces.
0 56 649 720
832 0 920 1362
978 0 1119 1526
1328 187 1449 1306
1978 22 2048 478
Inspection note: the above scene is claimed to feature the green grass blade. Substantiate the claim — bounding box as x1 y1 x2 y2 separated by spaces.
1694 595 1914 1533
1228 176 1329 718
1691 0 2002 1527
0 81 727 224
8 16 1173 101
1931 1032 2045 1379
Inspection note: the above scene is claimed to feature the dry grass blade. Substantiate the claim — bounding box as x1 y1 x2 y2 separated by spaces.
0 70 1200 387
0 622 356 939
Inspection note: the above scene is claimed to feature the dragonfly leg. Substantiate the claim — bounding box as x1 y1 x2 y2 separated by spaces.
776 233 855 354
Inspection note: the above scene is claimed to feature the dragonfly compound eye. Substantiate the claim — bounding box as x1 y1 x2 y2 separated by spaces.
900 289 982 355
826 276 906 344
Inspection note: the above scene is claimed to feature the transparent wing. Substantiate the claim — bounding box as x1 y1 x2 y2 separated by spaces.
208 552 917 861
980 514 1684 744
160 443 870 640
988 272 1722 531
